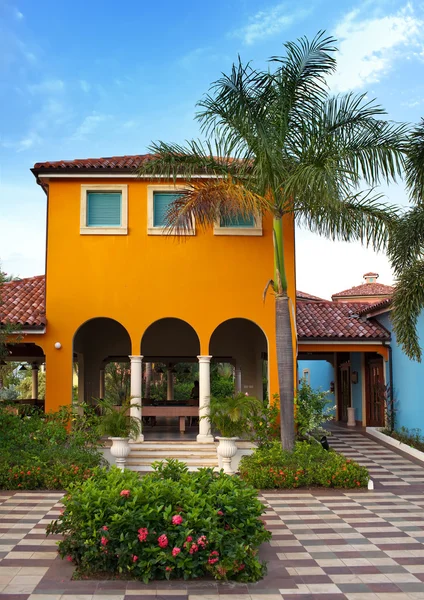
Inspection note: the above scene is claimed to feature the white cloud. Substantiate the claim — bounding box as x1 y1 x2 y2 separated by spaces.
232 2 312 45
329 3 424 92
28 79 65 94
15 8 23 19
71 112 110 140
79 79 90 93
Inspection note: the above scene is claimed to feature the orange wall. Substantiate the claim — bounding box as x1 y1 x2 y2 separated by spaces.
41 178 296 411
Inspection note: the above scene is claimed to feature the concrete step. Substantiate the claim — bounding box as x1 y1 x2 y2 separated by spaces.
124 441 219 472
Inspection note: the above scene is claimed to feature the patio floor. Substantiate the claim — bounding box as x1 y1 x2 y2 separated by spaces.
1 428 424 599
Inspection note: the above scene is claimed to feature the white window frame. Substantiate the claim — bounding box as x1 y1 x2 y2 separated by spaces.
302 368 311 385
213 213 262 236
80 184 128 235
147 185 195 236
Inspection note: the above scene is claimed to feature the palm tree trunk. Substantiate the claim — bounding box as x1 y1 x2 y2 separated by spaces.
273 216 295 451
276 294 295 450
145 362 152 400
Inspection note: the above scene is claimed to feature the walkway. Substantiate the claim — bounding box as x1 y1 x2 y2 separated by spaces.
1 429 424 599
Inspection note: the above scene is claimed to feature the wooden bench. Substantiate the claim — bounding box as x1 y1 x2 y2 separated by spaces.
142 405 199 432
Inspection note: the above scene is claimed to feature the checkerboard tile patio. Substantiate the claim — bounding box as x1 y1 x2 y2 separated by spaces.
1 429 424 600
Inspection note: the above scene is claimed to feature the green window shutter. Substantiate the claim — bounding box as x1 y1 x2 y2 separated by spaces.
153 193 181 227
87 193 122 227
220 213 255 228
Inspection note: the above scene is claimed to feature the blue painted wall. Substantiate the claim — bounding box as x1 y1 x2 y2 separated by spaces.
350 352 363 422
376 311 424 433
298 360 335 409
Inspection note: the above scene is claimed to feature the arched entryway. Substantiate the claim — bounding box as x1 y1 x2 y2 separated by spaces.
140 318 202 440
73 317 131 405
209 318 268 401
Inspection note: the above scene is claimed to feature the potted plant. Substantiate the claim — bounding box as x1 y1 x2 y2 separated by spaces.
207 393 260 475
97 397 141 470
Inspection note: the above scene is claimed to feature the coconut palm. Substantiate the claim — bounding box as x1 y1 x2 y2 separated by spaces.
389 119 424 361
137 32 407 450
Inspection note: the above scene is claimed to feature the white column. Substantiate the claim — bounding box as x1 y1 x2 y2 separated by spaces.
31 363 39 399
130 355 144 442
235 367 242 393
167 366 174 401
197 355 214 443
99 368 105 399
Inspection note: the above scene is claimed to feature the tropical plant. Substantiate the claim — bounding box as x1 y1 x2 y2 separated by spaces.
137 33 407 450
294 380 334 439
207 393 261 437
104 361 130 405
388 118 424 362
96 397 141 438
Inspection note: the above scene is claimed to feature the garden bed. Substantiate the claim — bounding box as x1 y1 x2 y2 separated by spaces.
367 427 424 463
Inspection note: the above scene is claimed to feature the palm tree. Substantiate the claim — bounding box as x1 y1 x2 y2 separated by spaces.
137 33 407 450
389 119 424 361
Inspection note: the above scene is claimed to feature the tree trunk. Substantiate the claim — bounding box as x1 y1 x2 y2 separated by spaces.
276 293 295 451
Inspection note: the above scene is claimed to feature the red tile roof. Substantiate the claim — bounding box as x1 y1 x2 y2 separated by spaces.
0 276 46 329
332 282 394 299
296 290 325 301
297 301 390 340
357 297 392 316
32 155 155 172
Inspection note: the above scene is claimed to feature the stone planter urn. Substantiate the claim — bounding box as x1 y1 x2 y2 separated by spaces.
216 437 239 475
109 437 131 471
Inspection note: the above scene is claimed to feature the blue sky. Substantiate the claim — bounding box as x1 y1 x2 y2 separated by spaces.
1 0 423 297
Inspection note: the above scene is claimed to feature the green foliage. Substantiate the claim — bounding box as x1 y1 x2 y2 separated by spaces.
211 377 235 399
381 426 424 453
0 403 104 490
239 441 369 489
104 362 130 405
295 380 334 439
208 393 262 438
97 397 141 438
47 462 271 582
246 398 280 449
16 370 46 399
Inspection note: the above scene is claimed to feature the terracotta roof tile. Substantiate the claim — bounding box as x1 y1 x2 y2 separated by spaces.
297 301 390 340
332 282 394 299
296 290 325 301
32 154 155 172
0 275 46 329
357 297 392 316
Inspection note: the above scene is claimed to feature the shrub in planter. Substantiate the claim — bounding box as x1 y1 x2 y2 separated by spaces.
239 441 369 489
47 462 271 582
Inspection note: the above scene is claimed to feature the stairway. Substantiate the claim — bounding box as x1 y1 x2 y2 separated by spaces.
125 441 219 472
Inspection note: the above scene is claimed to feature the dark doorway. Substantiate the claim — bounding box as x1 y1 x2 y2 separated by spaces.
366 354 385 427
337 353 351 422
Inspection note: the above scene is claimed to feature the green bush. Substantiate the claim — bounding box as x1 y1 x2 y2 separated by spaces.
239 441 369 489
381 426 424 452
0 404 104 490
47 462 271 582
295 380 334 439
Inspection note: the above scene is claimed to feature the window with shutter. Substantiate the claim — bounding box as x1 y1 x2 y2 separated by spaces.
80 184 128 235
147 185 195 235
153 193 181 228
87 193 122 227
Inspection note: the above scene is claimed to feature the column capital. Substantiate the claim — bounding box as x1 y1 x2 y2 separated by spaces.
31 363 40 371
129 355 144 363
197 355 212 363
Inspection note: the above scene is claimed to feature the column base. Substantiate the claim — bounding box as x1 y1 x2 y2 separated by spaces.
347 407 356 427
197 433 215 443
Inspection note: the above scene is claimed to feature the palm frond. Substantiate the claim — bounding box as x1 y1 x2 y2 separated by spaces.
391 259 424 362
405 118 424 204
163 179 270 234
388 205 424 275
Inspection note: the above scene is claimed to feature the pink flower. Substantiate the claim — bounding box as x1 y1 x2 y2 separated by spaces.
186 535 193 542
208 557 219 564
197 535 208 548
132 555 138 562
158 534 168 548
172 547 181 556
138 527 148 542
217 510 224 516
189 543 199 554
102 526 108 531
210 550 219 557
66 555 73 562
172 514 183 525
120 489 130 497
100 536 108 546
165 566 173 572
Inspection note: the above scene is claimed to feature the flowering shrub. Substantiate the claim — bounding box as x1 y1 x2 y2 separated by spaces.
239 441 369 489
295 381 335 439
47 462 271 582
0 404 103 490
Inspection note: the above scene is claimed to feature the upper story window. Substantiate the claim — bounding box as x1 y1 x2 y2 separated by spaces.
80 184 128 235
147 185 195 235
214 212 262 236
